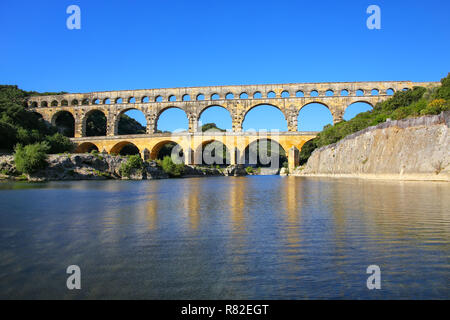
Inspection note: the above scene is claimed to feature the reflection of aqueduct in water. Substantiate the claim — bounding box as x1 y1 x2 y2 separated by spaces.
28 80 438 170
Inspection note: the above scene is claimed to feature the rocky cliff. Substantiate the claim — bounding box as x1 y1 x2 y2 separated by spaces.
293 111 450 181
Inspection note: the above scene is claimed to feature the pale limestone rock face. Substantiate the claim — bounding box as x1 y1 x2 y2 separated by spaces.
294 112 450 181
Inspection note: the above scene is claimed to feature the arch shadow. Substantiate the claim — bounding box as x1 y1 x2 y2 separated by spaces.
75 142 99 153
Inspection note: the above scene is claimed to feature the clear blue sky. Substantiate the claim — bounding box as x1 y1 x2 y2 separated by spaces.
1 0 449 131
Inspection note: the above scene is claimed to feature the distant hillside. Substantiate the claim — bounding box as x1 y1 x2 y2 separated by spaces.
118 114 146 135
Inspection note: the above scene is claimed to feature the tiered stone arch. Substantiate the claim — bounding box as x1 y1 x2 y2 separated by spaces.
26 81 439 139
194 139 232 165
197 104 230 119
51 110 75 126
241 102 289 131
51 110 75 137
149 138 189 161
242 136 290 159
109 141 140 155
154 106 190 132
81 108 108 137
296 101 335 130
197 104 233 131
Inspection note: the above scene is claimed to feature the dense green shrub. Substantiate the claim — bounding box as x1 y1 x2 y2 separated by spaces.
378 86 427 112
90 149 104 160
201 122 226 132
120 154 143 178
44 133 74 153
14 142 50 174
245 166 254 174
433 74 450 100
159 156 185 177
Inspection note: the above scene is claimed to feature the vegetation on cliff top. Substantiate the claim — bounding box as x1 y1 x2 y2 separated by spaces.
299 73 450 165
157 156 185 177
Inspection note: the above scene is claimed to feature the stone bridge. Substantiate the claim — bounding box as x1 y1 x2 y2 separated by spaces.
28 80 438 170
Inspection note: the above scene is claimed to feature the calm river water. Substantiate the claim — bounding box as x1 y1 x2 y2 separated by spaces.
0 176 449 299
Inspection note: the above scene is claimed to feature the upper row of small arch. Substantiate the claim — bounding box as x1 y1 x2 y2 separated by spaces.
31 87 411 107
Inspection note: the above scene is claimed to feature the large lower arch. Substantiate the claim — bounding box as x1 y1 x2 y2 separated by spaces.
297 102 333 131
198 105 232 131
116 108 147 135
343 101 374 120
74 142 99 153
242 104 287 131
51 110 75 137
110 141 140 156
156 107 188 133
150 140 184 163
83 109 107 137
244 138 287 168
195 139 231 166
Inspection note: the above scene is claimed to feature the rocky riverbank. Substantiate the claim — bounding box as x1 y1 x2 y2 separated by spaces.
292 111 450 181
0 153 248 182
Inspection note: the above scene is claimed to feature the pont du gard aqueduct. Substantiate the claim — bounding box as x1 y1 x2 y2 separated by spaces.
28 80 439 171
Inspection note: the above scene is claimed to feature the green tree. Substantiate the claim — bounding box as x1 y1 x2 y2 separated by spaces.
120 154 143 178
14 142 50 174
201 123 226 132
45 133 74 153
433 72 450 100
118 114 146 134
159 156 185 177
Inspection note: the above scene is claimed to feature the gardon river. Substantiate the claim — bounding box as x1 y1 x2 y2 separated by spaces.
0 176 449 299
